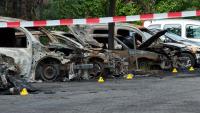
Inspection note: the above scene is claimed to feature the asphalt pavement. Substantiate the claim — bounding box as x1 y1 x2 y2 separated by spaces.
1 72 200 113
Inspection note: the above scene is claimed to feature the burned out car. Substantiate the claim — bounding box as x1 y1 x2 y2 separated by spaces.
77 24 194 70
0 26 70 81
52 27 129 78
0 53 36 95
24 27 95 81
0 18 93 82
140 28 200 68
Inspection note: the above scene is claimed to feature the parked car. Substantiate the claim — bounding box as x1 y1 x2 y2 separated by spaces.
144 19 200 42
0 53 36 95
0 17 93 82
139 28 200 68
66 24 167 71
77 24 196 70
52 27 129 78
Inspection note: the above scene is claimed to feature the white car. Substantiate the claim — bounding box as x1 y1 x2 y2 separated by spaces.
144 19 200 42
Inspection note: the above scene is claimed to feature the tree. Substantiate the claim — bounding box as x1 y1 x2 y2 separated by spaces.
1 0 200 21
41 0 108 19
0 0 44 20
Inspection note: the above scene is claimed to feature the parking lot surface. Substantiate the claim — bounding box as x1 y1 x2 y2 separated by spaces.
1 73 200 113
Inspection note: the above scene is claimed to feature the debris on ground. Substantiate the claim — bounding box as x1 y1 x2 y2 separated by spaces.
0 54 37 95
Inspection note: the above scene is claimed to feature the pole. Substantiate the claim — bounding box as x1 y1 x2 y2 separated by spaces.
108 0 116 50
133 36 139 70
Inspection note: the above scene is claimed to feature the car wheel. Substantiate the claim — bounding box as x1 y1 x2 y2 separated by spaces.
178 53 195 68
88 61 104 79
138 60 151 70
35 60 60 81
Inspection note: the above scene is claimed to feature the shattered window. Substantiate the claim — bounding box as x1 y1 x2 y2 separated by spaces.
0 28 27 48
117 29 129 37
142 31 152 40
27 28 53 46
93 36 108 49
39 36 50 45
163 24 181 36
92 28 142 49
93 30 108 34
186 24 200 39
117 29 142 48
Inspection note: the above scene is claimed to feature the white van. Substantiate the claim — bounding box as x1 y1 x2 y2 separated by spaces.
144 19 200 42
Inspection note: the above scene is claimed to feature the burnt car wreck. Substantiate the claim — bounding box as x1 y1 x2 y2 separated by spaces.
52 26 129 79
69 24 196 72
0 16 198 95
0 54 36 95
27 27 95 81
26 27 127 80
0 17 95 82
139 28 200 68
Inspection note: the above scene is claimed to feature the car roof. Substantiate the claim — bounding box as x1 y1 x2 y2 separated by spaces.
146 19 200 25
85 23 141 29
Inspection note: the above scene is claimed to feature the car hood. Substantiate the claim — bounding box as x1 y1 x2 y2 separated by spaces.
178 40 200 47
48 43 73 50
68 26 103 48
138 30 167 49
163 42 187 48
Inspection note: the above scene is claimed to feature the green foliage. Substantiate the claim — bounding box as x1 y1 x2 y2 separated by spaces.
41 0 107 19
156 0 189 13
40 0 200 26
39 36 50 45
116 0 141 16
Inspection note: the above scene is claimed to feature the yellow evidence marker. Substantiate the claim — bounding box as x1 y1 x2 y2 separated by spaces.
126 74 134 80
98 77 104 83
20 88 29 96
172 68 178 73
189 66 195 72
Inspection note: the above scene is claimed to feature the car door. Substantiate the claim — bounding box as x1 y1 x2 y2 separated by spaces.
0 27 33 78
116 27 163 70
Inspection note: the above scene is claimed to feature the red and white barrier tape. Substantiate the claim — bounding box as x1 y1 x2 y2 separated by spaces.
1 10 200 28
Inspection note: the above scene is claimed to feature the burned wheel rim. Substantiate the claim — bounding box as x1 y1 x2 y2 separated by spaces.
138 61 151 70
42 65 58 80
178 53 195 68
89 61 103 79
35 60 60 81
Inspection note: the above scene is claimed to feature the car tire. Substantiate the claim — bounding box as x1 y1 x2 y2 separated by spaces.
88 61 104 79
179 53 195 68
35 59 60 81
138 60 151 70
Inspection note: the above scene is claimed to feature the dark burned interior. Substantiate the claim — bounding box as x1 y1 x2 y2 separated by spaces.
93 29 143 49
0 28 27 48
28 27 74 56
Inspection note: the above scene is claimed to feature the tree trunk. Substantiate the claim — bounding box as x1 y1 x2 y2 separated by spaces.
1 0 45 20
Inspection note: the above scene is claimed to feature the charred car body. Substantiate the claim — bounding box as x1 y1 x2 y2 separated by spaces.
0 17 93 82
0 54 36 95
140 28 200 68
74 24 194 70
52 26 129 78
26 27 96 80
